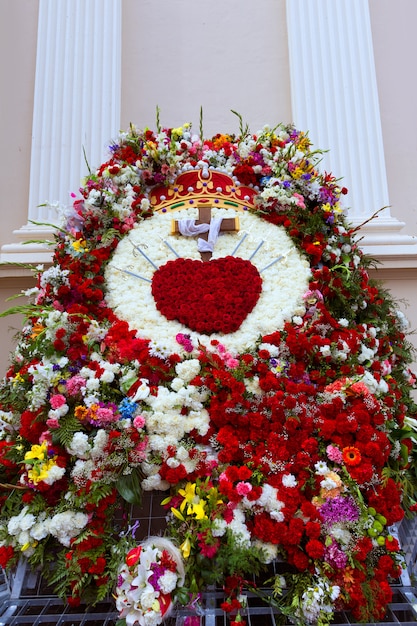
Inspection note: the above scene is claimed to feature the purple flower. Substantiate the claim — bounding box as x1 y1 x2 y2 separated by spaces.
149 564 166 591
319 495 359 525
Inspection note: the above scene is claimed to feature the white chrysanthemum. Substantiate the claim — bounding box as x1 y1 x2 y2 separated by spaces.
330 526 352 546
7 508 36 536
85 377 100 392
256 484 285 515
170 378 184 392
244 375 262 395
211 518 227 537
357 344 376 364
175 359 201 382
91 429 109 457
84 321 107 343
314 461 329 475
67 432 91 457
320 476 339 491
43 464 66 485
258 343 280 357
30 521 49 541
48 403 69 419
71 459 93 484
360 371 388 395
282 473 297 487
229 508 251 547
141 473 170 491
48 511 89 546
253 540 278 564
0 410 15 436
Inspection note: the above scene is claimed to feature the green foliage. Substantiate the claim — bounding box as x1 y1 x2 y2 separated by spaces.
116 467 143 505
52 414 87 448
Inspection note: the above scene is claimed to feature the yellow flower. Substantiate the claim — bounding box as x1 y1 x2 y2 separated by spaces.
25 441 48 461
171 126 183 139
12 372 25 386
21 540 38 552
72 239 88 253
190 501 207 520
297 134 311 152
27 458 57 485
180 537 191 558
322 202 342 215
291 166 304 179
178 482 197 512
171 507 185 522
87 404 100 421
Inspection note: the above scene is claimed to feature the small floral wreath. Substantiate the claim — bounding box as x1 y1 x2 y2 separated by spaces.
0 116 416 625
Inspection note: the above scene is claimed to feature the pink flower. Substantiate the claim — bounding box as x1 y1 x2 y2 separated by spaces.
236 481 252 496
293 192 306 208
133 415 146 429
326 445 343 464
50 394 67 409
94 407 118 424
46 418 60 429
381 360 392 376
66 376 86 396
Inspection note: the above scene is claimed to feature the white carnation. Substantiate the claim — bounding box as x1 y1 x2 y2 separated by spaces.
158 570 178 594
175 359 201 382
67 432 91 457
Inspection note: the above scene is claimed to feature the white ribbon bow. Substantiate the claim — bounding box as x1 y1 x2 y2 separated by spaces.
178 217 223 253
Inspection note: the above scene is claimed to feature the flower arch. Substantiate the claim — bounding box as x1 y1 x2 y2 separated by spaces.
0 120 416 625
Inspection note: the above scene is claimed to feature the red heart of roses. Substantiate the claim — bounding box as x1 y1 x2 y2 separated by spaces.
151 256 263 335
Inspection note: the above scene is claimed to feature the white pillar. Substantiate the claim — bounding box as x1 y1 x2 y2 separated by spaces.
1 0 121 263
286 0 417 260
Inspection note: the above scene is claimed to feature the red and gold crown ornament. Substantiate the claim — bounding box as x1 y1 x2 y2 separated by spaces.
149 169 258 214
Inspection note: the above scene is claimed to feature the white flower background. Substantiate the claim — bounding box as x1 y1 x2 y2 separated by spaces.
105 207 311 355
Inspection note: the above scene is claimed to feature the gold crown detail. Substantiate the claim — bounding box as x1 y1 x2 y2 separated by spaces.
150 169 258 213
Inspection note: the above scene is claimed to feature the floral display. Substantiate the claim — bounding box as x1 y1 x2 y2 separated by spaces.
0 116 416 625
115 537 184 625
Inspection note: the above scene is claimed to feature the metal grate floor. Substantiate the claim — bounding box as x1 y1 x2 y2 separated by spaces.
0 587 417 626
1 496 417 625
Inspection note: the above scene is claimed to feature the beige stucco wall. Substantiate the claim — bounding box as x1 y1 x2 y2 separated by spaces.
0 0 38 372
368 0 417 374
120 0 292 135
0 0 416 377
0 0 38 251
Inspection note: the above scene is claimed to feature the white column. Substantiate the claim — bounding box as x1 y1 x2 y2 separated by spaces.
286 0 417 260
1 0 121 263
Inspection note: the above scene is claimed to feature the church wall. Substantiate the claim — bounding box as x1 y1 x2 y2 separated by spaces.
0 0 39 373
0 0 38 252
368 0 417 367
120 0 292 136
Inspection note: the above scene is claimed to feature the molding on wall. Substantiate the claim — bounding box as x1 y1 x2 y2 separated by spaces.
286 0 417 260
6 0 122 249
351 216 417 267
286 0 389 219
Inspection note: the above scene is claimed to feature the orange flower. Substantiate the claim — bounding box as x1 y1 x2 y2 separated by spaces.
342 446 362 466
30 322 44 339
74 405 88 420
